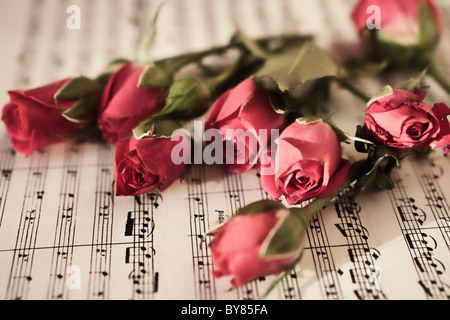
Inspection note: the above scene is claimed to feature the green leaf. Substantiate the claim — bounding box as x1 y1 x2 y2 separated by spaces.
234 26 268 59
367 85 393 107
236 199 286 216
259 210 306 259
344 58 388 77
255 41 339 92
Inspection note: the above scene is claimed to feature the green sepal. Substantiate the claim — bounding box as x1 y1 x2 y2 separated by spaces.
352 145 400 196
157 75 212 120
138 62 173 88
61 94 100 123
133 118 182 140
134 76 213 139
95 58 130 87
236 199 286 216
399 68 428 92
259 209 306 260
328 122 374 146
254 40 339 92
54 76 104 123
367 85 393 107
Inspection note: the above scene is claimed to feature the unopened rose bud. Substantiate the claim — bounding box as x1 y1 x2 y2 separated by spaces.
98 63 165 144
2 77 102 156
209 200 306 288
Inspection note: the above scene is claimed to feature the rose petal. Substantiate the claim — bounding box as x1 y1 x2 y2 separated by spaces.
318 159 350 199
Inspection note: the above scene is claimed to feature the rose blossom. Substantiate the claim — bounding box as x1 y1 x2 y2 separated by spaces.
352 0 441 45
351 0 441 66
98 63 164 144
209 208 299 288
1 78 80 156
205 77 285 173
261 119 350 205
114 133 189 196
364 87 450 154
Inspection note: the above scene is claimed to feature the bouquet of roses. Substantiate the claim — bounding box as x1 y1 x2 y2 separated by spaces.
2 0 449 298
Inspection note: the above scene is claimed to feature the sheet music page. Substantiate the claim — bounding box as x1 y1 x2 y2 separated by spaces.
0 0 449 300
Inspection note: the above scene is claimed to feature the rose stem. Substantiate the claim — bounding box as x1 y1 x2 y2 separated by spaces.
335 78 370 102
429 62 450 96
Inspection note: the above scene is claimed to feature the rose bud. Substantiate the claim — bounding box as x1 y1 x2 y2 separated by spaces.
2 78 88 156
209 200 306 288
351 0 441 67
98 63 164 144
261 118 350 205
364 86 450 153
204 77 285 173
114 130 189 196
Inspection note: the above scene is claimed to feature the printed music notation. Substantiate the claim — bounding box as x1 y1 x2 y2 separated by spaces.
1 0 450 300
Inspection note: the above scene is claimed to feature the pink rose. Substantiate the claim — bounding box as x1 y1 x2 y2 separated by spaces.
364 88 450 154
114 133 189 196
205 77 285 173
261 119 350 205
2 78 80 156
351 0 441 65
98 63 164 144
352 0 441 44
209 209 298 288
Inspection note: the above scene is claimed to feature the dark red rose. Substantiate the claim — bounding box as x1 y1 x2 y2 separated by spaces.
114 133 189 196
2 78 80 156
